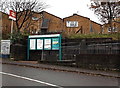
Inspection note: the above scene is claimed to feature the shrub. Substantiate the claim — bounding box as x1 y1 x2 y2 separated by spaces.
68 33 120 40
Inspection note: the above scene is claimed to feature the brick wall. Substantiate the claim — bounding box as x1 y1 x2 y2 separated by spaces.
63 14 102 36
41 11 63 33
91 21 102 34
1 13 12 39
63 14 90 35
103 22 120 34
17 12 42 34
16 11 64 35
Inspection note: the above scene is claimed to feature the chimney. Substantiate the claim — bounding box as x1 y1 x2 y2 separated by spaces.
73 13 77 16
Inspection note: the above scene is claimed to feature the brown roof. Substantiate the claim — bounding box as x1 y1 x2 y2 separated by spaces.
63 13 90 20
40 11 62 20
63 13 102 26
91 20 102 26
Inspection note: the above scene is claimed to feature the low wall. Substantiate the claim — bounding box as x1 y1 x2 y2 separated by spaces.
10 44 27 61
29 50 59 61
76 54 120 70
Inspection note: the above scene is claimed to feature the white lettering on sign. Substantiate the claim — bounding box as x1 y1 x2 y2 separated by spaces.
9 10 16 20
11 12 15 17
66 21 78 27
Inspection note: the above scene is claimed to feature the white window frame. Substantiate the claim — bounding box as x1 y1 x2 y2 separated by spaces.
66 21 78 27
108 27 118 32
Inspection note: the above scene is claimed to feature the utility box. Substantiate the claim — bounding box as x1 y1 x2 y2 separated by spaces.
1 40 10 58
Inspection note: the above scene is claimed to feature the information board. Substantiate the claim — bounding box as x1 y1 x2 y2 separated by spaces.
1 40 10 55
28 34 62 61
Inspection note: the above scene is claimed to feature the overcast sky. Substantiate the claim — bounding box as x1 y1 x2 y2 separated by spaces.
42 0 102 24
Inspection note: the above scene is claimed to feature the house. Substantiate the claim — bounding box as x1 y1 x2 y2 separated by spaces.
0 12 14 39
63 14 102 36
102 18 120 34
16 11 63 35
39 11 63 34
1 11 103 39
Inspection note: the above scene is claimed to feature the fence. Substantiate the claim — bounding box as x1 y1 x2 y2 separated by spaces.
10 38 120 70
10 38 120 60
62 38 120 60
87 43 120 54
62 39 120 70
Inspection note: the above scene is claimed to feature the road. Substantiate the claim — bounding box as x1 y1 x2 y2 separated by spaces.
1 64 120 87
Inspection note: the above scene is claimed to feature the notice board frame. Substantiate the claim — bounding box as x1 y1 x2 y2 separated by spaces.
27 34 62 61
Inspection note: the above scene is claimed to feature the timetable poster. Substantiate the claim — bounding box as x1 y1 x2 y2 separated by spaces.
30 39 36 50
44 39 51 50
37 39 43 50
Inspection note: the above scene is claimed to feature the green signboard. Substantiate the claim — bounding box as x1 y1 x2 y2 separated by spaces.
27 34 62 61
52 38 59 50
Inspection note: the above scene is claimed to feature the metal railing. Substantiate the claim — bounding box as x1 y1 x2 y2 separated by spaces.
62 42 120 55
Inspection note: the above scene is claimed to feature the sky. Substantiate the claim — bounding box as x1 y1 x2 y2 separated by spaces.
42 0 102 24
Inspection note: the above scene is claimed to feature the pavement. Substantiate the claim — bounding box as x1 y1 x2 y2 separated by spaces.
1 59 120 79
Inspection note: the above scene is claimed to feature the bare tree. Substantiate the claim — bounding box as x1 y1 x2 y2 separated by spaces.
0 0 10 13
0 0 48 33
90 1 120 32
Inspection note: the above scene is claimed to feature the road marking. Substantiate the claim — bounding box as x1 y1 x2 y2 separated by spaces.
0 72 63 88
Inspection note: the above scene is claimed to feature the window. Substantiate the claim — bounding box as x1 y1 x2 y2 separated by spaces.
108 27 118 32
108 27 111 32
113 27 118 32
41 19 49 28
66 21 78 27
41 29 47 34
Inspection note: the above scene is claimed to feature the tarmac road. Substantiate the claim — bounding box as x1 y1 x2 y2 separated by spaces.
1 64 120 87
